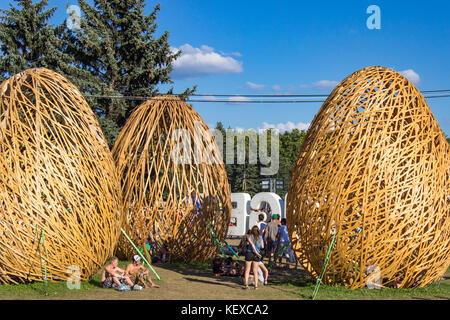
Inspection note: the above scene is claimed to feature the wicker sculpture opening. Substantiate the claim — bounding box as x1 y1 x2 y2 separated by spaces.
112 96 231 262
0 68 123 284
287 66 449 289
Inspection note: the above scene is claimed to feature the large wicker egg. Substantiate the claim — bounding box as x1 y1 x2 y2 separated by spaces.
287 66 449 289
0 68 123 284
112 96 231 262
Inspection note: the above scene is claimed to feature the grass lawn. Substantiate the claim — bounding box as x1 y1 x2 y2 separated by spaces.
0 260 448 300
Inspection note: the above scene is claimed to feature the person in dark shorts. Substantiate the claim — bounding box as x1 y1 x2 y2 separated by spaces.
243 226 265 289
125 255 160 289
101 256 134 289
265 214 281 265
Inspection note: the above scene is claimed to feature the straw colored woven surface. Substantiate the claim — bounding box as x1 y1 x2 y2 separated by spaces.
112 96 231 262
287 66 450 289
0 68 123 284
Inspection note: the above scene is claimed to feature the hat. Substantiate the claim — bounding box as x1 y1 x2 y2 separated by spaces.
133 255 141 262
272 213 279 220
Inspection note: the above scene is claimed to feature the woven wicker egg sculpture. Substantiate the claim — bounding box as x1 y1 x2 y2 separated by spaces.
112 96 231 262
0 68 123 284
287 66 449 289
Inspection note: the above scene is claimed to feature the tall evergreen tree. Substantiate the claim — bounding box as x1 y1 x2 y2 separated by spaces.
0 0 74 82
63 0 194 146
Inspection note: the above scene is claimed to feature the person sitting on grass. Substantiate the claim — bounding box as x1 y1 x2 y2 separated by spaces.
125 255 160 290
212 256 224 276
101 256 134 289
222 257 244 277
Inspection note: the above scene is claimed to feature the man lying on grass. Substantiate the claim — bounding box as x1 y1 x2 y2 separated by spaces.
124 255 160 290
101 256 135 289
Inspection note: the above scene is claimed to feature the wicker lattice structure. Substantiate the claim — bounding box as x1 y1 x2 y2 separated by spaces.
0 68 123 284
112 96 231 262
287 66 450 289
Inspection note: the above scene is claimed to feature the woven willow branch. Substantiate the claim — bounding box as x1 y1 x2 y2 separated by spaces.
112 96 231 262
0 68 123 284
287 66 450 289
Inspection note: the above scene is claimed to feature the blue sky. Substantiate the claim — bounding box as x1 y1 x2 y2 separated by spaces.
2 0 449 134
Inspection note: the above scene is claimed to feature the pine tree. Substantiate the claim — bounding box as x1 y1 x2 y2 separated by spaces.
63 0 194 146
0 0 74 82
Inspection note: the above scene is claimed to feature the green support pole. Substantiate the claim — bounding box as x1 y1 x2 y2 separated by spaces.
41 229 48 296
312 232 338 300
206 222 226 258
223 241 239 259
139 246 154 268
268 242 289 271
120 228 161 281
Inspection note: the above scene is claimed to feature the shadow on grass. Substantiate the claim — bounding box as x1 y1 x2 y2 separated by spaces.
88 278 103 287
183 277 240 289
156 259 315 294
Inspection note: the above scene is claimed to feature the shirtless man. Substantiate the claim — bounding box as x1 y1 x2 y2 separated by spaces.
125 255 160 289
101 256 134 289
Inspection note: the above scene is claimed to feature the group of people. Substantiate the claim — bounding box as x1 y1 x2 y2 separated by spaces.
259 214 295 268
101 210 294 292
241 212 296 290
101 255 160 291
212 256 244 277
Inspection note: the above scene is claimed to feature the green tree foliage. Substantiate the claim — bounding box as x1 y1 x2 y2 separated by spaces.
215 123 306 197
62 0 194 146
0 0 74 82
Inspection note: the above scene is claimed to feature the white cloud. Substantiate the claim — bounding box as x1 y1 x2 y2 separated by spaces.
246 81 266 90
399 69 420 85
171 44 243 79
312 80 339 90
227 96 252 104
196 95 217 101
260 121 310 133
271 84 281 91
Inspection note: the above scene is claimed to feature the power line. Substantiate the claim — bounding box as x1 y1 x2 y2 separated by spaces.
191 89 450 97
190 93 329 97
424 94 450 99
421 89 450 93
189 99 326 103
82 91 450 103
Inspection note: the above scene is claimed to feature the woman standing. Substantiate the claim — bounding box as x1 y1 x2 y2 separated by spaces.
244 226 268 289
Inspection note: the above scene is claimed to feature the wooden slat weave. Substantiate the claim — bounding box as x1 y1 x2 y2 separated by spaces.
287 66 449 289
0 68 123 284
112 96 231 262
